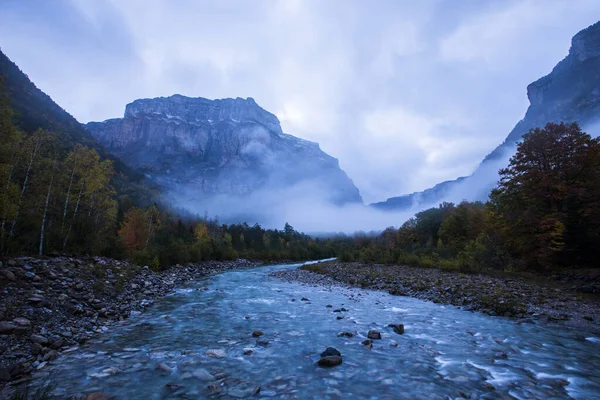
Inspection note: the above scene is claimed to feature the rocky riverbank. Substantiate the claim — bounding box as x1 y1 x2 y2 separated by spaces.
0 256 262 389
271 261 600 334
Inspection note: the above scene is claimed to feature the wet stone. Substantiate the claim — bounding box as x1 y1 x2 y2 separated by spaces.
252 330 264 337
321 347 341 357
388 324 405 335
192 368 214 381
368 330 382 340
318 356 343 367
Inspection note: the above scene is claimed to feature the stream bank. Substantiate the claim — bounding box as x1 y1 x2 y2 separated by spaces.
0 256 262 387
272 261 600 334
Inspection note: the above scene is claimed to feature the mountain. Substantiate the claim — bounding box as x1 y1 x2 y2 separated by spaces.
373 20 600 211
86 95 362 220
0 49 155 203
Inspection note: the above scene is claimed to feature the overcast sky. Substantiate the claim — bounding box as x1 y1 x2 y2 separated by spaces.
1 0 599 203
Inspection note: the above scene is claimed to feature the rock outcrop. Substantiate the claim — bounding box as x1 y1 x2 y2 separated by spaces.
373 21 600 211
86 95 362 219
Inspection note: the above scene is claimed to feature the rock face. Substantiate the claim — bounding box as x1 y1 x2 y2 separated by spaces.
86 95 362 218
372 21 600 211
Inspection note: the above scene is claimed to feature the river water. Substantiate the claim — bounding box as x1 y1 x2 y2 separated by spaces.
29 261 600 399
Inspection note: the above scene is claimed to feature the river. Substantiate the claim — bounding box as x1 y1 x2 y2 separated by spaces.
28 261 600 399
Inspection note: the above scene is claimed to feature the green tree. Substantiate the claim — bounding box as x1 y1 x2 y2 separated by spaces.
490 122 600 268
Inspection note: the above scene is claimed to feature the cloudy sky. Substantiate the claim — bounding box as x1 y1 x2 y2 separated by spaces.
1 0 599 204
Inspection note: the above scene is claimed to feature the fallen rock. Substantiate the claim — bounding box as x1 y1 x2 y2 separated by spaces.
318 356 343 367
337 331 354 338
367 330 381 340
252 330 264 337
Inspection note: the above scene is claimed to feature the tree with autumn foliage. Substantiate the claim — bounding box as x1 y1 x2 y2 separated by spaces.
490 122 600 269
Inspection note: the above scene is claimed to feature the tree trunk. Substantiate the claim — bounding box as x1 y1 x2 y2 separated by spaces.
0 153 18 250
9 135 42 239
62 167 88 251
62 160 77 230
39 160 57 255
145 212 152 249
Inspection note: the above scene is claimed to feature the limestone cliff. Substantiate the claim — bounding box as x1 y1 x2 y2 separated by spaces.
373 21 600 211
86 95 362 211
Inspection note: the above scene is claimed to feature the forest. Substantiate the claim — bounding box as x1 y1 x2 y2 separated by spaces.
0 79 340 267
1 70 599 274
342 122 600 272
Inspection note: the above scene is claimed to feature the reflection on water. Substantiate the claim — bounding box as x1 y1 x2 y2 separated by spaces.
31 262 600 399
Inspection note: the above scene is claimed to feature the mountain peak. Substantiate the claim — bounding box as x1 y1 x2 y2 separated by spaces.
571 20 600 63
123 95 282 134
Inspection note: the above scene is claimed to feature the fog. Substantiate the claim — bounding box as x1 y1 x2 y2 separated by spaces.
162 130 523 234
169 180 413 234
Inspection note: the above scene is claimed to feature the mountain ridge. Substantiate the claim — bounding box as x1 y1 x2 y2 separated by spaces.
86 94 363 221
373 20 600 211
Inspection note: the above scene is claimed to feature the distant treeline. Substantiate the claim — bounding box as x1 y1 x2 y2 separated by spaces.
0 82 339 266
340 122 600 272
2 73 599 273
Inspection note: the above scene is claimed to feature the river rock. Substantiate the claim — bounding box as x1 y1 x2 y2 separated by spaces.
252 330 264 337
0 321 16 334
13 317 31 327
337 331 354 337
206 349 226 358
368 330 381 339
30 334 49 345
318 356 343 367
2 269 15 281
43 350 59 361
192 368 215 381
388 324 405 334
320 347 341 357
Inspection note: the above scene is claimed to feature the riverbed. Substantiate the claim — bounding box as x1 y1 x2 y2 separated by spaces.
23 261 600 399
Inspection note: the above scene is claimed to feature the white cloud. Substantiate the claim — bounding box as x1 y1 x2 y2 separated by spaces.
1 0 599 206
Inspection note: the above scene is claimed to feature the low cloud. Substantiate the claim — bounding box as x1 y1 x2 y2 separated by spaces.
2 0 600 205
